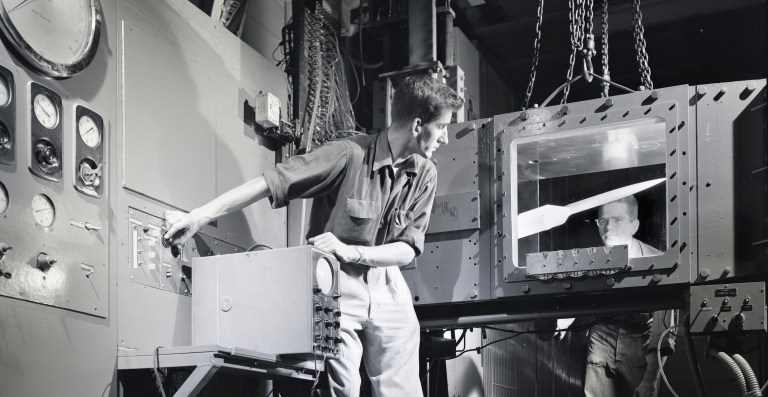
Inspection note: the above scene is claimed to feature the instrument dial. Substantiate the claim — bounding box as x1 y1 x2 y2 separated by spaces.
33 93 59 129
78 114 101 148
0 74 10 107
0 0 103 77
315 256 334 294
31 193 55 227
0 182 8 214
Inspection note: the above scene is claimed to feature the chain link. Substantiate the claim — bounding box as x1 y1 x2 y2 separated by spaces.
632 0 653 89
522 0 545 109
562 48 578 104
600 0 609 97
563 0 594 104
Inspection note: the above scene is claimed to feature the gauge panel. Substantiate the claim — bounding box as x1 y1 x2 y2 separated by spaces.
74 105 105 197
0 0 103 78
29 83 62 182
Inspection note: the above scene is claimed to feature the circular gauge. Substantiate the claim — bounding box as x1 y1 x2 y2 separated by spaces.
78 114 101 148
0 74 10 107
0 0 103 78
0 182 8 214
33 93 59 129
315 256 334 295
31 193 55 227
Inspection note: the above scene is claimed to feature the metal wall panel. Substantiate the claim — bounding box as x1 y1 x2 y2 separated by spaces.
696 80 768 280
0 0 291 396
116 0 289 354
404 119 493 304
0 0 118 394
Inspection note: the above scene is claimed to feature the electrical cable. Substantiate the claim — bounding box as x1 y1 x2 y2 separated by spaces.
153 346 168 397
685 321 708 397
733 354 762 396
309 353 327 396
658 325 682 397
455 329 468 352
716 351 749 396
358 1 364 87
247 243 273 252
421 358 436 384
451 330 525 359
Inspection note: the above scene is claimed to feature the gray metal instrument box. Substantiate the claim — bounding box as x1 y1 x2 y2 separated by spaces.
192 246 341 356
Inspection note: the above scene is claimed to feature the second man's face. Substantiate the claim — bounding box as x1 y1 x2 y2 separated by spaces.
416 108 453 159
597 202 639 246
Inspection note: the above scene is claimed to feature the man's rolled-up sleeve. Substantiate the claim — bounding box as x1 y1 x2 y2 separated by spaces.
394 170 437 256
263 141 348 208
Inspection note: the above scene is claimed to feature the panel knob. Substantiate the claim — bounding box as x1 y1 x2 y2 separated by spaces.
0 243 12 255
36 253 56 272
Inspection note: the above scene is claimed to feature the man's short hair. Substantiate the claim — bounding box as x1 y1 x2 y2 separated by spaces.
391 75 464 125
601 195 639 220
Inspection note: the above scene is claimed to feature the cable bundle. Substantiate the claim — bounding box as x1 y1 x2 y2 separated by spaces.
303 10 358 149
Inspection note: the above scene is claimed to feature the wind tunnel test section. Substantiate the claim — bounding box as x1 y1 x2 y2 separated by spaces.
498 86 689 297
405 79 768 309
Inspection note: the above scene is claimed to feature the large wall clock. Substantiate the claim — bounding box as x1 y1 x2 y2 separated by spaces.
0 0 103 78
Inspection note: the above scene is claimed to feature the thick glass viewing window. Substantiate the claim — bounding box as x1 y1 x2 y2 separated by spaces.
511 118 668 268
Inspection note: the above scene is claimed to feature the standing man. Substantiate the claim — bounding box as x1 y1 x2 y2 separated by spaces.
164 75 463 396
585 195 674 397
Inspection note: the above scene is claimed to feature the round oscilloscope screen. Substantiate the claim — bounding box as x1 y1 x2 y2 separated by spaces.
315 256 335 294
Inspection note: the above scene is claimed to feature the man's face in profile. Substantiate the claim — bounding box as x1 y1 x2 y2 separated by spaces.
597 202 640 246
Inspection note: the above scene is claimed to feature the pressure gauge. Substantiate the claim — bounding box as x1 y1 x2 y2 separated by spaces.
33 93 59 129
0 0 103 78
315 256 334 294
78 114 101 148
0 74 10 107
31 193 55 227
0 182 8 214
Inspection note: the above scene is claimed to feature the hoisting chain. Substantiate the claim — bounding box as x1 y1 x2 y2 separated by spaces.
563 0 594 104
600 0 610 97
522 0 544 109
631 0 653 90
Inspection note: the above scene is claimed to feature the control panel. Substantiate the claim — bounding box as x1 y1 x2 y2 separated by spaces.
313 255 342 355
690 282 766 333
128 208 195 296
0 67 109 317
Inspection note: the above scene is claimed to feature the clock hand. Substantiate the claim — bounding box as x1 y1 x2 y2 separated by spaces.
7 0 37 14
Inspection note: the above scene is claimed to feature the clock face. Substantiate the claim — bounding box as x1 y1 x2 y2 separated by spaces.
0 0 103 77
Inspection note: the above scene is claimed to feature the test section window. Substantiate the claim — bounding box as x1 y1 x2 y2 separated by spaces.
512 118 668 270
